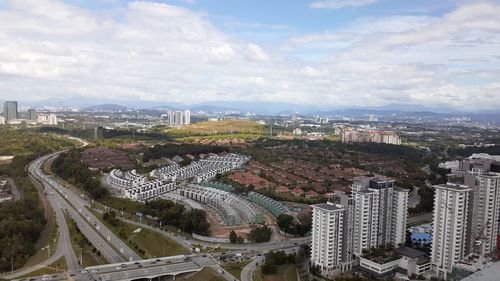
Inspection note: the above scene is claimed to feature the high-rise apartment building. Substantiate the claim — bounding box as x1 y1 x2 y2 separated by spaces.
450 154 500 257
184 110 191 125
351 176 409 256
37 113 58 125
27 108 37 121
174 111 183 126
3 101 18 122
430 183 471 280
167 110 175 126
311 202 352 276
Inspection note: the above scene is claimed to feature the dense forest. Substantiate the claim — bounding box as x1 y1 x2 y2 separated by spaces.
277 214 311 237
52 150 108 199
142 199 211 235
0 128 75 272
142 143 228 162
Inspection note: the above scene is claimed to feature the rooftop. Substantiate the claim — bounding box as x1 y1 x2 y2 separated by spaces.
394 247 427 259
462 261 500 281
313 202 344 211
435 183 471 191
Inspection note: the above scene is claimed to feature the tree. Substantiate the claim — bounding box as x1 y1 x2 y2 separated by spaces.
249 225 272 243
277 214 295 233
229 231 238 243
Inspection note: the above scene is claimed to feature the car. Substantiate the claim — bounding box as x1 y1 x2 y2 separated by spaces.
202 254 207 257
156 259 161 262
151 261 156 264
138 264 143 268
42 274 50 281
120 264 127 268
91 269 98 274
80 270 88 274
134 262 140 265
69 274 75 277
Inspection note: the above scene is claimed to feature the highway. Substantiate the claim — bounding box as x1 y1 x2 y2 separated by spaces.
104 212 310 252
7 144 309 281
35 153 141 262
14 255 236 281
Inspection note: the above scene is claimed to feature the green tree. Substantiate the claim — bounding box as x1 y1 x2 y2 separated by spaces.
229 230 238 243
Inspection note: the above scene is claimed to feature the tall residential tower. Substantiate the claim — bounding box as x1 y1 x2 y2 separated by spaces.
3 101 18 122
430 183 471 280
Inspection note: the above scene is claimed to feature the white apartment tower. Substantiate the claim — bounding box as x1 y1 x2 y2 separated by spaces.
452 154 500 257
351 176 409 256
430 183 471 280
37 113 58 125
184 110 191 125
352 188 379 256
311 202 351 276
392 188 409 246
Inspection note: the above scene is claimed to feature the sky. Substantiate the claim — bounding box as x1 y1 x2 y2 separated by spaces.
0 0 500 111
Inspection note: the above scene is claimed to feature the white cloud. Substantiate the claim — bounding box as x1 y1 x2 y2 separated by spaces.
246 43 270 62
0 0 499 110
310 0 377 10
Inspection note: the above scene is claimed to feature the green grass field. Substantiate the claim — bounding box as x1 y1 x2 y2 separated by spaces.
183 267 225 281
92 210 189 258
222 260 252 279
258 265 298 281
18 257 67 278
66 214 106 267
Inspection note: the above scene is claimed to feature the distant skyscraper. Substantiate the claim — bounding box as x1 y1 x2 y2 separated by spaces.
174 111 183 126
430 183 471 280
167 110 175 126
3 101 18 122
184 109 191 125
27 108 37 121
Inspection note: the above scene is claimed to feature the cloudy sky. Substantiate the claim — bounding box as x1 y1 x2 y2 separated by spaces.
0 0 499 111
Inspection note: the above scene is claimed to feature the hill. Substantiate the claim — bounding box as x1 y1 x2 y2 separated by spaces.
167 120 266 137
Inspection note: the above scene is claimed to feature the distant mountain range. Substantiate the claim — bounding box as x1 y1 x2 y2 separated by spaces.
83 104 128 112
17 96 500 119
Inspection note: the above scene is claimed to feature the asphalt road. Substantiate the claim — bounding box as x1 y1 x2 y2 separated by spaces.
114 214 310 252
46 173 141 262
8 143 309 281
241 258 263 281
1 155 77 280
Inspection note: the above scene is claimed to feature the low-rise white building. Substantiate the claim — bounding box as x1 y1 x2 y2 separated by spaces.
359 247 431 278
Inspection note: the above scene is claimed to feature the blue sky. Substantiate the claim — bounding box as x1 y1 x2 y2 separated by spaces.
0 0 499 110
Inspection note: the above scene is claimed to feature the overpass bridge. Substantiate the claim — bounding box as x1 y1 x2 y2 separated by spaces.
14 255 231 281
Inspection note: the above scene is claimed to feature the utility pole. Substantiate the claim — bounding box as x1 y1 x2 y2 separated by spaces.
11 257 13 273
80 247 83 266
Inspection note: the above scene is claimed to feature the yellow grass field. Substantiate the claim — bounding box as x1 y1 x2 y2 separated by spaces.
167 120 266 137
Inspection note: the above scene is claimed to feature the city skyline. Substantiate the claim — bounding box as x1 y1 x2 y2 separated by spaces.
0 0 499 111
